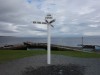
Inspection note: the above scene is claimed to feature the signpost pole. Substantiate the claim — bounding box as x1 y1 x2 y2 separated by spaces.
47 23 51 64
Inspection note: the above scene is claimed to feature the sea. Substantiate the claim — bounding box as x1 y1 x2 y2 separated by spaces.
0 36 100 47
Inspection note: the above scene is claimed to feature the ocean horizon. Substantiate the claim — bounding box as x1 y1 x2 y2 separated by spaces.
0 36 100 47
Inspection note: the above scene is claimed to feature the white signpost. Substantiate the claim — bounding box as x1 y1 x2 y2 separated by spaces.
33 14 55 64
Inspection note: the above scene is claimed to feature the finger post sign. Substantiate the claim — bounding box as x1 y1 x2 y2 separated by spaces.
33 14 55 64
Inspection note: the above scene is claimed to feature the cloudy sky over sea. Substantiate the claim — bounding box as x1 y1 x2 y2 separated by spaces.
0 0 100 37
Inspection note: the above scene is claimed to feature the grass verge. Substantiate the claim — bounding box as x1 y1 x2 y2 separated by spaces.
52 51 100 58
0 50 100 63
0 50 46 63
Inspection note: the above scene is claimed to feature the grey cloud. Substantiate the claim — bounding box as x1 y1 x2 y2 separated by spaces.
0 0 100 37
0 30 16 33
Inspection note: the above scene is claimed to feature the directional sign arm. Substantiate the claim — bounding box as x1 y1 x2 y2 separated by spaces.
49 19 55 24
50 25 54 27
45 19 49 23
33 21 36 24
33 21 47 24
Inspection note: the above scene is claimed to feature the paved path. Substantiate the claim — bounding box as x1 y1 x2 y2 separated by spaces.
0 55 100 75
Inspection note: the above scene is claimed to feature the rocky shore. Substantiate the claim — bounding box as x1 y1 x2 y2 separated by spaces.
0 42 80 51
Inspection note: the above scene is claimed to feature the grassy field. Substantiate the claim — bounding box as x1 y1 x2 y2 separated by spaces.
52 51 100 58
0 50 100 63
0 50 46 63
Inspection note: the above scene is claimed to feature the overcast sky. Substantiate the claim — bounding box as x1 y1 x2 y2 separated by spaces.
0 0 100 37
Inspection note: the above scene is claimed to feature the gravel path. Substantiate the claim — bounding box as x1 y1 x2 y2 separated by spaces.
0 55 100 75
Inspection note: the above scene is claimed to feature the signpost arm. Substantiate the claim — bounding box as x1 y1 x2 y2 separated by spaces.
47 23 51 64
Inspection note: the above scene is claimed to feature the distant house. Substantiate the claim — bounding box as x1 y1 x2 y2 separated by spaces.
81 45 100 52
95 45 100 51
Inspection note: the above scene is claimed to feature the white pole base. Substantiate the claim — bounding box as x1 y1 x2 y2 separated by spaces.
47 24 51 64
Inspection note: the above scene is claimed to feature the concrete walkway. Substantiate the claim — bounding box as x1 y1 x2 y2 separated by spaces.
0 55 100 75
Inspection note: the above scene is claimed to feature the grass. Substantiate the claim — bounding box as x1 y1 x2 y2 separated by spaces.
0 50 46 63
52 51 100 58
0 50 100 63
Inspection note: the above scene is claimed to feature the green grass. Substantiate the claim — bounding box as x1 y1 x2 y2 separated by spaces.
0 50 46 63
52 51 100 58
0 50 100 63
